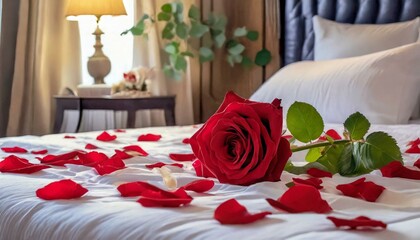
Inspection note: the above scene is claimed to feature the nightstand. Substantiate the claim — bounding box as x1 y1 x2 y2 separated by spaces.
53 95 176 133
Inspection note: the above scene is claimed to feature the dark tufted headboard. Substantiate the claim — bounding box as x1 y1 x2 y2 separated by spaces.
280 0 420 66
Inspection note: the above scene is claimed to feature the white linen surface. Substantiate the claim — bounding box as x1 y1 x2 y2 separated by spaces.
0 124 419 240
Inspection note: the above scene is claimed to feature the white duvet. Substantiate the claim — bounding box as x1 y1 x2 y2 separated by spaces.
0 123 419 240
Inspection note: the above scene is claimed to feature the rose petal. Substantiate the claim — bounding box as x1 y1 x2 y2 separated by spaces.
78 151 109 166
327 216 387 230
307 168 333 178
96 131 117 142
114 129 126 133
137 188 193 207
407 138 420 147
266 185 332 213
94 156 125 175
85 144 99 150
123 145 148 156
36 179 88 200
283 135 293 140
64 135 76 139
406 144 420 154
319 129 342 141
414 159 420 169
380 161 420 180
112 150 134 160
182 138 190 144
336 178 385 202
214 199 271 224
118 181 163 197
0 155 50 174
182 179 214 193
192 159 216 178
292 177 323 189
1 146 28 153
137 134 162 142
145 162 183 169
31 149 48 155
38 151 83 166
169 153 196 162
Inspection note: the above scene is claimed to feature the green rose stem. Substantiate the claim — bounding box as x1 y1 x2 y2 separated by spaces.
290 139 350 152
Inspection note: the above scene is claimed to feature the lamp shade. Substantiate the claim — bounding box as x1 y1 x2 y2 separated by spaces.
65 0 127 17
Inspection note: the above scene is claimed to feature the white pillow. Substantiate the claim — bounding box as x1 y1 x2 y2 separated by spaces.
250 43 420 124
313 16 420 61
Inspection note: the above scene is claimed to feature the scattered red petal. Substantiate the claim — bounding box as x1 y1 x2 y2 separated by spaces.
414 159 420 169
31 149 48 155
112 150 134 160
214 199 271 224
380 161 420 180
64 135 76 139
307 168 333 178
169 153 196 162
36 179 88 200
145 162 183 169
114 129 126 133
182 138 190 144
137 188 193 208
327 216 387 230
266 185 332 213
123 145 149 156
283 135 293 140
406 144 420 154
407 138 420 147
78 151 109 166
38 151 83 166
182 179 214 193
118 181 163 197
0 155 50 174
1 146 28 153
96 131 117 142
94 156 125 175
336 177 385 202
292 177 323 189
319 129 342 141
137 134 162 142
192 159 216 178
85 144 99 150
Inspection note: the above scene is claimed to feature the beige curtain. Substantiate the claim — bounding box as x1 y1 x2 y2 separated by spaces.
6 0 81 136
131 0 197 127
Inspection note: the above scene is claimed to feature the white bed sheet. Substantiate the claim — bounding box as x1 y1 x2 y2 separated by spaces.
0 124 419 240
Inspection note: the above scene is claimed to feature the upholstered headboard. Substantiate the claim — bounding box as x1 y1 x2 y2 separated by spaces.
280 0 420 66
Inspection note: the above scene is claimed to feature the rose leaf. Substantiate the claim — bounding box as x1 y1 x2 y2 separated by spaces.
344 112 370 140
286 102 324 143
305 147 323 162
316 144 346 174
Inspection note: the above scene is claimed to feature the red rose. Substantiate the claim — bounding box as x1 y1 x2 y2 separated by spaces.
190 91 292 186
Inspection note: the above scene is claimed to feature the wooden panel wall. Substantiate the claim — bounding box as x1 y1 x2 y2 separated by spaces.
198 0 280 122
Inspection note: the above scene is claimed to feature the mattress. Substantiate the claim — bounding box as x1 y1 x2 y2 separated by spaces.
0 123 419 240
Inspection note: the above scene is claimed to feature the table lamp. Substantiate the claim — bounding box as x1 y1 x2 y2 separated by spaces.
66 0 127 84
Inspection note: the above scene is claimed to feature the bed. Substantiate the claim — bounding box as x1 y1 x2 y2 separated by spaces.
1 1 420 239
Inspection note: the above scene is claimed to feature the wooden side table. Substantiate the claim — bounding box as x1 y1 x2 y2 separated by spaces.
53 95 176 133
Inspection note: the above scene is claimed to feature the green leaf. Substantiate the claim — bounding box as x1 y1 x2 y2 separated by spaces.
163 65 182 80
161 3 172 13
227 55 234 67
285 182 295 188
158 12 171 21
233 27 247 37
317 144 346 173
162 22 175 39
305 147 323 162
164 42 179 54
189 22 209 38
188 5 200 21
284 161 328 175
241 56 254 67
208 14 227 30
286 102 324 143
176 23 189 39
344 112 371 140
174 55 187 71
181 51 194 58
228 43 245 55
246 31 259 41
199 47 214 62
255 48 272 66
213 33 226 48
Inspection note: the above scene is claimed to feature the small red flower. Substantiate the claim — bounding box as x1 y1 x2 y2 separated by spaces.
137 188 193 208
192 159 216 178
36 179 88 200
96 131 117 142
292 177 323 189
123 145 148 156
327 216 387 230
94 156 125 175
182 179 215 193
336 177 385 202
1 146 28 153
266 185 332 213
318 129 342 141
138 134 162 142
64 135 76 139
31 149 48 155
380 161 420 180
169 153 196 162
182 138 190 144
0 155 50 174
307 168 333 178
214 199 271 224
145 162 183 169
85 144 99 150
